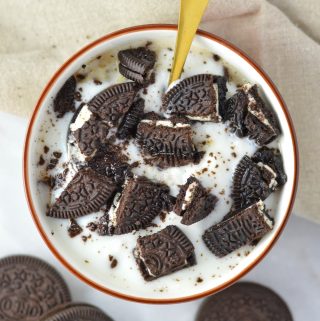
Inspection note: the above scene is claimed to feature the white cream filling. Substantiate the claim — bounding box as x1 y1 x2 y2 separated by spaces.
181 181 198 211
70 105 92 132
257 162 278 189
256 200 274 229
108 193 122 226
242 83 274 131
141 119 190 128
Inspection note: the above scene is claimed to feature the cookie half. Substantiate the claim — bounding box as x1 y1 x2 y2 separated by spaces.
48 168 117 219
163 74 227 122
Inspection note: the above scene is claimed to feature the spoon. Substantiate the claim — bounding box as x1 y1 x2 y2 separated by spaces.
169 0 209 85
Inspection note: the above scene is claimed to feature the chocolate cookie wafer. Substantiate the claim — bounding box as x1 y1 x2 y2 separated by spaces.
196 282 293 321
53 76 76 118
118 47 156 84
203 200 273 257
40 303 113 321
48 168 117 219
0 255 71 321
106 176 173 235
136 114 203 168
163 74 227 122
117 98 145 139
88 82 139 127
174 176 218 225
232 155 272 210
134 225 196 281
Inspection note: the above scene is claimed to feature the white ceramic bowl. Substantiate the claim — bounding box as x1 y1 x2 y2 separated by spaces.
24 25 298 304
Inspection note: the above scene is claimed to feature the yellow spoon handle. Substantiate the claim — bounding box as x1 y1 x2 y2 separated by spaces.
169 0 209 85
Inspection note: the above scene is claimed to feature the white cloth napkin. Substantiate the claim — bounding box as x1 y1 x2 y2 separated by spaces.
0 0 319 223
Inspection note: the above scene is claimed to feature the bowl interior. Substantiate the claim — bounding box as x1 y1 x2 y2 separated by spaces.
25 27 297 303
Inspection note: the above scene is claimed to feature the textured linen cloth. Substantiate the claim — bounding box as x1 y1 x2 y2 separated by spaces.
0 0 319 223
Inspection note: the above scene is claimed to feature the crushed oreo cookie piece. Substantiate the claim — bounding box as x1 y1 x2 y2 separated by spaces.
72 117 108 159
252 147 287 186
117 98 145 139
88 82 139 127
203 200 273 257
232 156 272 210
174 176 218 225
220 89 248 136
134 225 196 281
118 47 156 84
106 176 172 235
223 84 280 144
48 168 117 219
87 146 131 185
53 76 76 118
67 218 83 238
136 115 203 168
243 84 280 145
163 74 227 122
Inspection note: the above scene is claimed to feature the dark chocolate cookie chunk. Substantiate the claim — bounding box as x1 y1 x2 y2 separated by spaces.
232 156 272 210
221 89 249 137
134 225 196 281
174 176 218 225
106 176 172 235
252 146 287 186
117 98 145 139
87 145 131 185
118 47 156 84
163 74 227 122
40 303 113 321
196 282 293 321
243 84 280 145
0 255 71 321
48 168 117 219
203 201 273 257
88 82 139 127
53 76 76 118
136 115 202 168
223 84 280 144
67 218 83 237
70 112 109 159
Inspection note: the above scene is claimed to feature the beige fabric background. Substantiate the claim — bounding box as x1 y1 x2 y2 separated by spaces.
0 0 319 223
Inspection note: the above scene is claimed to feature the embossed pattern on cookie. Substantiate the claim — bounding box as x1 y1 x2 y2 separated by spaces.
203 201 273 257
0 255 71 321
88 82 139 127
197 282 293 321
136 115 202 168
232 156 272 210
163 74 227 122
107 176 172 235
134 225 196 281
48 168 117 219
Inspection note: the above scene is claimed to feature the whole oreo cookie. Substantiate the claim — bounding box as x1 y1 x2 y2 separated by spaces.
40 303 113 321
196 282 293 321
0 255 71 321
